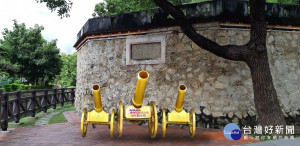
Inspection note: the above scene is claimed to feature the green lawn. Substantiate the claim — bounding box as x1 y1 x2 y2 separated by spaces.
8 112 45 128
8 102 74 128
48 112 68 124
48 105 75 124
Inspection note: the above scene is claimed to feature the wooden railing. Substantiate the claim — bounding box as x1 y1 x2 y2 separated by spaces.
0 88 75 131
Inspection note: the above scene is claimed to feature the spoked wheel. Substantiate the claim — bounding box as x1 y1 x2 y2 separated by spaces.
81 108 88 137
189 109 196 138
162 109 167 138
148 101 158 139
118 101 123 138
110 109 115 138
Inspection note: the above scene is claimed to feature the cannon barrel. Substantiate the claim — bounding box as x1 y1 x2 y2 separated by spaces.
92 84 103 112
175 84 187 112
132 70 149 108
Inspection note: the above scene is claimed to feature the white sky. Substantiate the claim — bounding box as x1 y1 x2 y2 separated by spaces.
0 0 101 54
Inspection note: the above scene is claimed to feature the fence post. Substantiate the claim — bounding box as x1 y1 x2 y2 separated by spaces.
71 88 75 105
43 90 48 113
31 90 36 117
15 91 21 123
53 89 57 109
1 94 8 131
61 88 65 107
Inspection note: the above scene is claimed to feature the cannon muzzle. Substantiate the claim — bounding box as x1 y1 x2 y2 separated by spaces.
92 84 103 112
132 70 149 108
175 84 187 112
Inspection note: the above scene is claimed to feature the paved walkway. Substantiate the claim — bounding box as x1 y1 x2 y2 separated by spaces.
63 111 81 123
0 111 260 145
34 109 65 126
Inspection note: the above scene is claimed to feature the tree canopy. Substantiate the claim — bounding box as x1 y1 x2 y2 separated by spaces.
93 0 299 17
0 41 18 74
55 52 77 87
36 0 73 18
93 0 200 17
0 20 62 85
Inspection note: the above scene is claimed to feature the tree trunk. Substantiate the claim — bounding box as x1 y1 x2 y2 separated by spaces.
153 0 287 126
246 48 286 126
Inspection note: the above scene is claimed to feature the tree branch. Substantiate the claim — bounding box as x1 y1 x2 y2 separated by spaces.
153 0 248 61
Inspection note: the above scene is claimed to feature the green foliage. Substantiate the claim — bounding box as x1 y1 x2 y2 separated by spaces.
11 83 19 91
55 53 76 87
0 38 19 74
2 83 54 92
34 40 62 85
93 0 155 17
93 0 209 17
267 0 300 5
36 0 73 18
1 20 62 85
23 85 31 90
4 84 12 92
0 72 14 86
93 0 299 17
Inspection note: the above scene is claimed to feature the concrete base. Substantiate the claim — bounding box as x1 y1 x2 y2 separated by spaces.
0 129 12 134
9 122 23 125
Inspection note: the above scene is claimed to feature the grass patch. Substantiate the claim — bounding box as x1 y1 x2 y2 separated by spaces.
8 102 74 128
48 104 75 124
48 112 67 124
8 112 45 128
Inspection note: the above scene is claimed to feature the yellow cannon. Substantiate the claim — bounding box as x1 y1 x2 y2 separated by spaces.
81 84 115 138
161 84 196 138
118 70 158 138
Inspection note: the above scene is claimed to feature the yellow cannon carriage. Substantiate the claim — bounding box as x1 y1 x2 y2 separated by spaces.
161 84 196 138
118 70 158 138
81 84 115 138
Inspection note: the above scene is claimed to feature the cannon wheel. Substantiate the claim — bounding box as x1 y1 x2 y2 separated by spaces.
148 101 158 139
162 109 167 138
81 108 88 137
118 101 123 138
110 109 115 138
189 109 196 138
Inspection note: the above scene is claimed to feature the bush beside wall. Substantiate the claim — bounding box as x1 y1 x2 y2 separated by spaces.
2 83 54 92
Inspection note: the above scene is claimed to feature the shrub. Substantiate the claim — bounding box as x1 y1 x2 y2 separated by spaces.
4 84 12 92
23 85 30 90
19 84 26 90
3 83 56 92
11 83 19 91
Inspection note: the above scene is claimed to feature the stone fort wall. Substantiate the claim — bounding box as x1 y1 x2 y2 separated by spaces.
75 23 300 127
